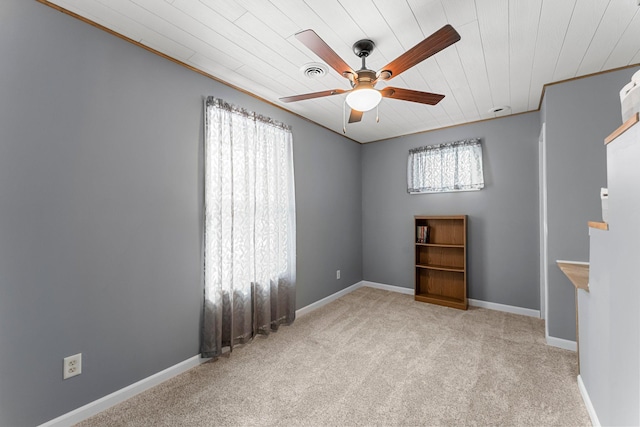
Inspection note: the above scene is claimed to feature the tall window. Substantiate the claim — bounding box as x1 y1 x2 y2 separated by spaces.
407 138 484 194
202 97 296 358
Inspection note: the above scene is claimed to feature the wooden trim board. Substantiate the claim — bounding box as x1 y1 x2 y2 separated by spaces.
33 0 640 145
605 113 639 144
34 0 361 145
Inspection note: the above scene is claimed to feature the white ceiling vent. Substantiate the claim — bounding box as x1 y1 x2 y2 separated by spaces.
300 62 328 79
488 106 511 114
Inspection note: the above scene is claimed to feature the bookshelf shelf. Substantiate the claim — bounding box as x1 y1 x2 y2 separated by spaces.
416 243 464 248
414 215 467 310
416 264 465 273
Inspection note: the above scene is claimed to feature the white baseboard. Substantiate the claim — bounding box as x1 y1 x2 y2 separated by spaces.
361 280 414 295
43 280 369 426
310 280 541 319
360 281 541 318
578 374 601 426
46 282 551 426
296 281 414 318
39 355 207 427
295 281 363 317
546 335 577 351
468 298 541 318
299 281 559 355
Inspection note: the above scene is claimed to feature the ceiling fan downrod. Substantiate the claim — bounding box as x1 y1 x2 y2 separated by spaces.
353 39 375 71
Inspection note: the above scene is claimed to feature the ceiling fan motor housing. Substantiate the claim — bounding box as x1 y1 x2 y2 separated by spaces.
355 69 376 85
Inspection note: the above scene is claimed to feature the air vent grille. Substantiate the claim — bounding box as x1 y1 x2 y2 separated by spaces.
488 106 511 114
301 62 328 79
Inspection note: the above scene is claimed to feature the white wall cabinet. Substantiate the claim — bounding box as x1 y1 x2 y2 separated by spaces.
580 113 639 426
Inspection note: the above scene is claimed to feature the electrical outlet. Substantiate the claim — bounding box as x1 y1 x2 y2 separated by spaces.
336 270 341 279
63 353 82 379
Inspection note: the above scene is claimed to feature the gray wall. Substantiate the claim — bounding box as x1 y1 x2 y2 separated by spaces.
543 66 639 341
362 113 541 309
0 1 362 425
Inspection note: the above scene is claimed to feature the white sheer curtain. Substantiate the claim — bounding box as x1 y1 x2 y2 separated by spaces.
202 97 296 358
407 138 484 194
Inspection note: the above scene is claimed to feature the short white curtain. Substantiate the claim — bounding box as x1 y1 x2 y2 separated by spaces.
407 138 484 193
202 97 296 358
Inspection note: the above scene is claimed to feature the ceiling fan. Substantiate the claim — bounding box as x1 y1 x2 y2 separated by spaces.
280 25 461 127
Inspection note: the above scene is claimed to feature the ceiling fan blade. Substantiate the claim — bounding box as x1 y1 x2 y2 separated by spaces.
378 24 460 80
380 87 445 105
295 29 356 78
280 89 347 103
348 109 363 123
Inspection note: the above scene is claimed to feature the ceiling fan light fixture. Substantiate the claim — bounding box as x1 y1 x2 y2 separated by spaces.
346 87 382 112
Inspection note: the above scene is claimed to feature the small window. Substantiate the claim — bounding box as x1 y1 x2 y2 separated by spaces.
407 138 484 194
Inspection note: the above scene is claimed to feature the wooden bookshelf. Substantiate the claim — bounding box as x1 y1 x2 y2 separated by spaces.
414 215 467 310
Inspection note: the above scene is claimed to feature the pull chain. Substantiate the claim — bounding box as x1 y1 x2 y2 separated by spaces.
343 99 347 133
376 104 380 123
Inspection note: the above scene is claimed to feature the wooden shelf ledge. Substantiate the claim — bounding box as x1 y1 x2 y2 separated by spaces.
605 112 638 145
588 221 609 230
557 260 590 292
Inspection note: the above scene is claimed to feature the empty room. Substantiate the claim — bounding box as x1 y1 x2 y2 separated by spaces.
1 0 639 425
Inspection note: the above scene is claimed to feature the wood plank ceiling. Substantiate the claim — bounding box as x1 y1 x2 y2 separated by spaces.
43 0 640 143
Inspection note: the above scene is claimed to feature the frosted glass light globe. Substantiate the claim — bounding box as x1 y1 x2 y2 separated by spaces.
346 88 382 112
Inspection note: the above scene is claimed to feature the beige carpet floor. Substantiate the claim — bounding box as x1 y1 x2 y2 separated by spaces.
78 287 591 426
